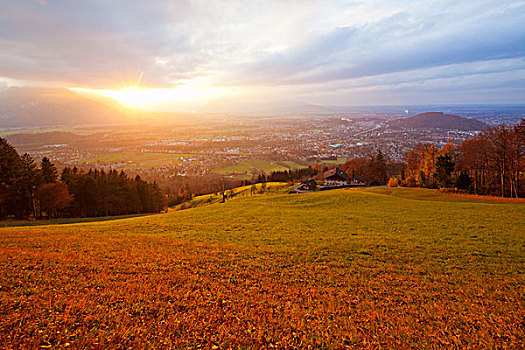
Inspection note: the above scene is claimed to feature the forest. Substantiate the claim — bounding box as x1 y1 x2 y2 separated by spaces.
0 137 164 220
391 120 524 197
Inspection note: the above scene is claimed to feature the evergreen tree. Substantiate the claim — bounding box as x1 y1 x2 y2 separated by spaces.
434 154 455 188
0 138 31 219
455 171 472 191
41 157 58 184
21 153 42 217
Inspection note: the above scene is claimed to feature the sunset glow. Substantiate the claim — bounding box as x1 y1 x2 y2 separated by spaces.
1 0 522 111
73 84 230 111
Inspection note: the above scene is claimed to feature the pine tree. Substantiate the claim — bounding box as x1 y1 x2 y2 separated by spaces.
41 157 58 184
0 138 30 219
21 153 42 217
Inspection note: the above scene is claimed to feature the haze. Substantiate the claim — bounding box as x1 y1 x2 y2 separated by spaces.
1 0 524 112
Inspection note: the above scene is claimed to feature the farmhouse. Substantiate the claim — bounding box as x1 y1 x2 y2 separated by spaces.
324 168 350 187
300 179 318 191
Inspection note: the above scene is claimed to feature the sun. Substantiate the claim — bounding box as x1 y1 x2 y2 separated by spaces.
96 87 159 110
71 83 229 111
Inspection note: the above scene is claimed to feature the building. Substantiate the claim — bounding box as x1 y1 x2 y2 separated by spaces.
324 168 350 187
300 179 318 191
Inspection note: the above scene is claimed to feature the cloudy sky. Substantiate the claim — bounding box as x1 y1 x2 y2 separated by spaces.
1 0 524 111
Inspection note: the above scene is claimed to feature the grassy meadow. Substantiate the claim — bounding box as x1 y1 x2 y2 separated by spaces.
212 159 306 174
80 150 197 169
169 182 290 211
0 188 524 348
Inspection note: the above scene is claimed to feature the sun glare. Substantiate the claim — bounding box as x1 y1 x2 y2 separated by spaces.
72 84 228 111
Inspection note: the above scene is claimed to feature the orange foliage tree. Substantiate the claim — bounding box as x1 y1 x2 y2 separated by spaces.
405 122 524 197
36 182 74 219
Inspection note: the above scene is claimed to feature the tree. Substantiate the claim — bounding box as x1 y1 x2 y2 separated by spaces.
41 157 58 184
458 137 489 194
21 153 42 217
514 119 525 197
36 182 73 219
366 150 387 185
421 144 438 187
259 182 267 194
404 145 424 187
434 154 455 188
0 138 30 219
455 171 472 191
387 177 399 187
483 125 517 197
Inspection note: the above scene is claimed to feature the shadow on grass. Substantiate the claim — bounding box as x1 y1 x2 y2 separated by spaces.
1 213 156 228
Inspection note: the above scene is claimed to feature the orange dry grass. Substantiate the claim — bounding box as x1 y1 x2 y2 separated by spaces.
0 188 524 348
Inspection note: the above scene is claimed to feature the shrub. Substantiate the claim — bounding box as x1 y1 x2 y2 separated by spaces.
387 177 399 187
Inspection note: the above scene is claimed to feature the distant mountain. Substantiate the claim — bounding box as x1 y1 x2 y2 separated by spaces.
0 87 130 128
387 112 487 131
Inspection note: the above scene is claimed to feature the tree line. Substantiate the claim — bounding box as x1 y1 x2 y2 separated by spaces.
267 166 320 183
60 167 164 217
0 137 164 220
391 120 524 197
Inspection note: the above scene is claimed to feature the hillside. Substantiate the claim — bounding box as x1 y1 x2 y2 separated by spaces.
0 188 523 348
0 87 129 127
212 159 307 175
387 112 488 130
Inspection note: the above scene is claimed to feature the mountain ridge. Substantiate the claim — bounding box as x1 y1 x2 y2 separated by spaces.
387 111 488 130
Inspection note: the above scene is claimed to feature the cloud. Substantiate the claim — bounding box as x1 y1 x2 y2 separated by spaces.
0 0 524 106
227 1 525 86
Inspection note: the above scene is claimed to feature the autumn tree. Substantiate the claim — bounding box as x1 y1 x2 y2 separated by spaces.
36 182 73 219
458 137 489 194
407 122 524 197
404 146 423 187
482 124 522 197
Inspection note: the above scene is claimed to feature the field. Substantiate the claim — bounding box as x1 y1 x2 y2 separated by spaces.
212 159 306 174
80 150 194 169
169 182 290 211
0 188 524 348
319 157 348 165
0 214 153 228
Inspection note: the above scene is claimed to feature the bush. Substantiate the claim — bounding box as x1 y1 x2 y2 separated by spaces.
387 177 399 187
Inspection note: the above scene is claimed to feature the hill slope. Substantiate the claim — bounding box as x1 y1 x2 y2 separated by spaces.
0 188 523 348
387 111 488 130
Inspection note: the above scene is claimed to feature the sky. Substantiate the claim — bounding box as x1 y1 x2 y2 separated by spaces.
1 0 524 112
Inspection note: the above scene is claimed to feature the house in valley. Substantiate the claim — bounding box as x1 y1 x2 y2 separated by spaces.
324 168 350 187
300 179 318 191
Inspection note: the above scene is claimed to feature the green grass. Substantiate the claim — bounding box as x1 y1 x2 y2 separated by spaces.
280 160 309 169
80 150 198 169
212 159 304 174
171 182 291 210
320 157 347 165
0 188 523 348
